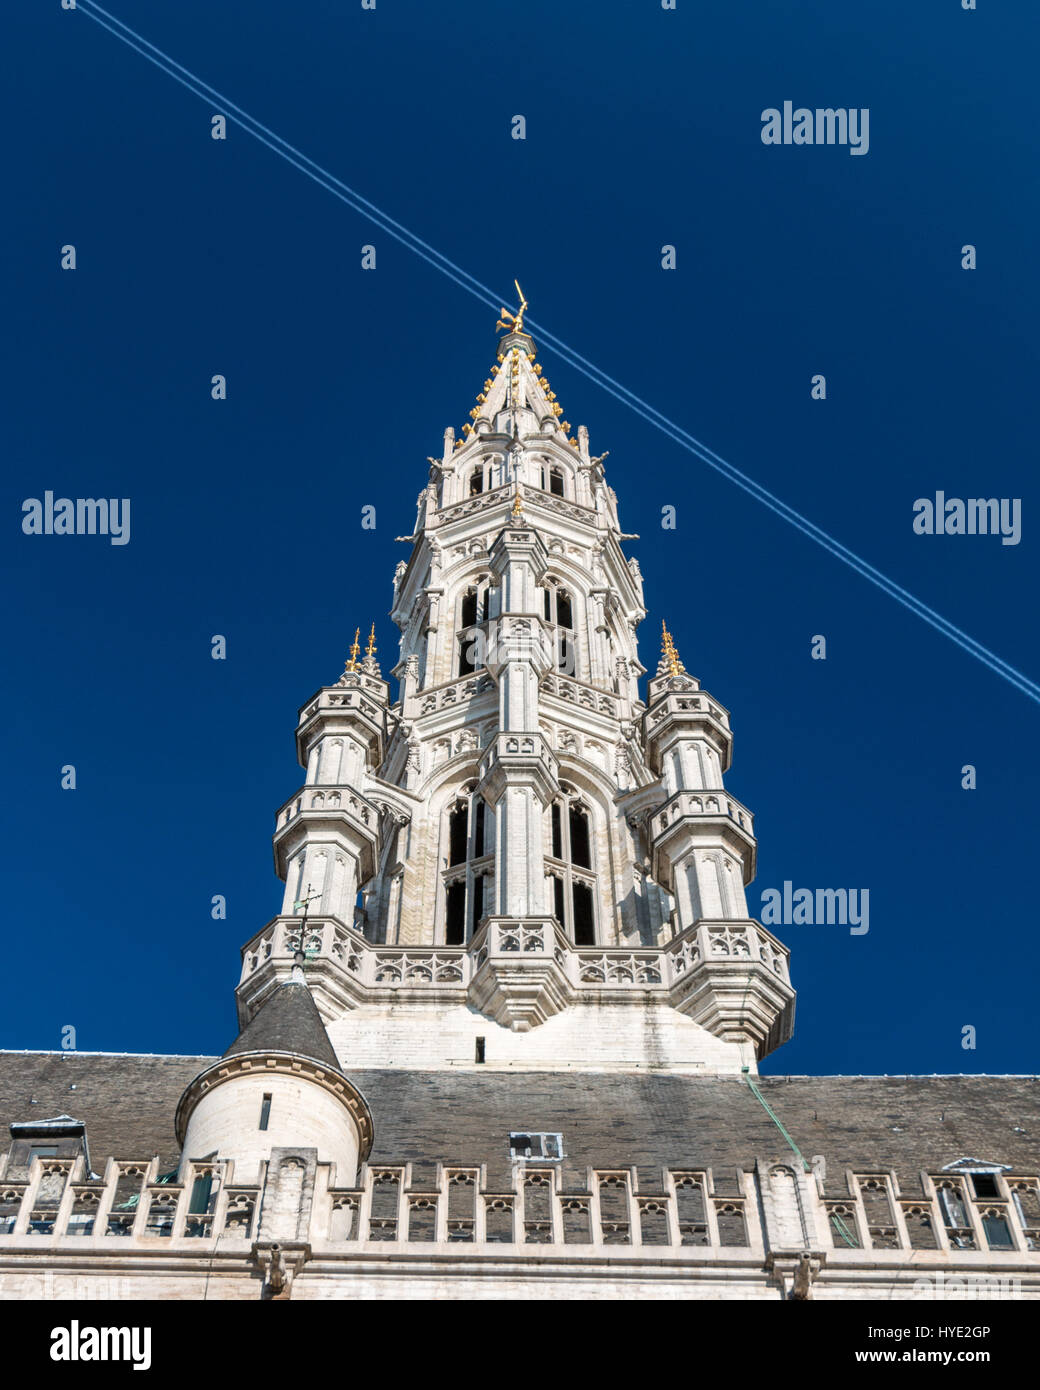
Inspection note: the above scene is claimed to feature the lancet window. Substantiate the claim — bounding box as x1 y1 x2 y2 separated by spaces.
443 788 493 945
547 786 596 946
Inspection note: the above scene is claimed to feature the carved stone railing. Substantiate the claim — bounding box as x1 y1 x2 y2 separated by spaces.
238 914 793 1052
241 917 470 992
4 1155 1038 1266
275 785 381 831
415 672 496 717
298 682 388 728
651 790 754 841
540 672 618 719
431 484 512 528
0 1156 256 1245
646 692 730 730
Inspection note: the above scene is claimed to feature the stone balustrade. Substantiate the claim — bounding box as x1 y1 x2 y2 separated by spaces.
3 1154 1038 1265
298 682 387 728
651 789 754 841
540 672 618 718
416 672 496 717
238 916 791 1015
274 785 381 831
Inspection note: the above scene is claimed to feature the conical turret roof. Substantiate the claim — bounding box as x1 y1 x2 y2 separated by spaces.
223 981 341 1070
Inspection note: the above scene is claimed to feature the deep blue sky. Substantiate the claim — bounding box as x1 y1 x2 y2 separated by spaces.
3 1 1037 1075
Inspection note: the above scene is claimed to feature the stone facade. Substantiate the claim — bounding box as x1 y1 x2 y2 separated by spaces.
2 316 1037 1300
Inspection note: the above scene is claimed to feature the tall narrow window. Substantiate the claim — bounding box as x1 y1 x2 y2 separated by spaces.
569 805 591 868
572 883 595 945
547 789 597 945
469 467 484 496
449 802 468 866
259 1094 272 1131
443 792 492 945
457 634 475 677
461 588 478 627
445 882 466 945
541 582 577 675
553 875 565 924
471 874 485 934
548 466 565 496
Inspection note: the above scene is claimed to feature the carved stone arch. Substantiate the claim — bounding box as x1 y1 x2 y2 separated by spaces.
550 754 622 810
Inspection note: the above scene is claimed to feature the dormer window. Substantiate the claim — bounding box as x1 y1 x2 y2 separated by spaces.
510 1132 563 1161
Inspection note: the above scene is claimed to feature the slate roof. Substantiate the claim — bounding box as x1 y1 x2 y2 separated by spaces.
1 1051 1036 1196
222 982 340 1070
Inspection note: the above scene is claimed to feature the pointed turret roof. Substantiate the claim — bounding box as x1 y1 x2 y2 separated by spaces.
223 981 341 1070
455 288 575 450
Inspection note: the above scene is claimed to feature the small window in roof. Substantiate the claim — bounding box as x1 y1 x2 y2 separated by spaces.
509 1132 564 1161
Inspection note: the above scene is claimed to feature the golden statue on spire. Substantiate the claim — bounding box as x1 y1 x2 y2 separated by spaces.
345 626 361 673
511 488 525 518
661 620 685 677
496 279 529 335
365 623 377 659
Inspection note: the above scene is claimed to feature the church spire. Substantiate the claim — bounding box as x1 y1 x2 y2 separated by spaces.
660 620 686 677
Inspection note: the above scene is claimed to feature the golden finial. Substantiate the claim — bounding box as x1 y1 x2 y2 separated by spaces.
365 623 377 659
496 279 529 335
346 626 361 673
511 489 524 518
661 620 685 677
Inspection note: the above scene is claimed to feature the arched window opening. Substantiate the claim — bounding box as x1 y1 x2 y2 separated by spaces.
556 590 573 630
461 587 478 627
547 791 597 945
469 467 484 497
549 466 565 496
569 805 591 869
442 792 493 945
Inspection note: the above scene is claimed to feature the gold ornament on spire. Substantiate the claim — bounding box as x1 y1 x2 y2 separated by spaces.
496 279 529 335
346 626 361 673
365 623 377 659
661 620 685 677
511 489 525 518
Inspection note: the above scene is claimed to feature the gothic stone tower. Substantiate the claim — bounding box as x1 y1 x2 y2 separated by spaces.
237 318 795 1075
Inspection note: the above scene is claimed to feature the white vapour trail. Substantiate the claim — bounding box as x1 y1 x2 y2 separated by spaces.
77 0 1040 706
